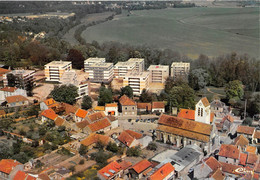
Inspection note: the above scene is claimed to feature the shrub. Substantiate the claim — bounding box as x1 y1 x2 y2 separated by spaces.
79 159 85 165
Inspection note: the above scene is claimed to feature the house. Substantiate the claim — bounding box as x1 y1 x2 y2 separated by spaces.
236 125 255 139
218 144 240 165
246 153 258 168
210 99 229 114
177 109 195 120
129 160 153 179
221 115 234 131
75 109 88 122
80 133 110 150
97 161 122 180
105 103 118 116
117 130 142 148
233 135 249 151
93 106 105 112
87 111 106 123
60 102 78 116
0 87 27 103
137 103 151 113
156 114 219 153
252 130 260 144
41 109 58 123
151 102 165 113
0 67 11 81
195 97 211 124
147 162 175 180
0 159 23 180
40 98 59 111
107 115 118 129
220 162 253 179
74 120 89 133
5 95 29 107
118 95 137 116
87 118 111 133
54 117 65 127
13 170 36 180
246 145 257 154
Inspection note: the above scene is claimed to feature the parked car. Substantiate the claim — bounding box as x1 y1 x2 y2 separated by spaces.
135 119 139 122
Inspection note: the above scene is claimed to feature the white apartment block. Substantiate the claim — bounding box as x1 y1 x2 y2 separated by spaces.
148 65 169 84
86 62 114 83
127 58 145 72
171 62 190 80
84 58 106 72
77 81 88 99
123 71 149 95
44 61 72 82
114 61 136 78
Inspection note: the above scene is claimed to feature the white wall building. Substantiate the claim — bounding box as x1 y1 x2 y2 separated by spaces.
84 58 106 72
114 61 136 78
44 61 72 82
0 87 27 103
148 65 169 84
195 97 211 124
127 58 145 72
86 62 114 83
171 62 190 80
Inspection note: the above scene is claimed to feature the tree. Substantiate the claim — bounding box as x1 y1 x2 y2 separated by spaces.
164 77 175 94
25 81 34 96
26 105 39 117
67 49 85 69
120 86 133 98
106 142 118 153
50 84 78 105
7 73 16 87
126 146 141 157
98 86 113 106
139 89 152 102
79 144 87 156
168 83 195 110
81 95 92 110
248 94 260 117
146 142 157 151
225 80 244 100
189 68 210 90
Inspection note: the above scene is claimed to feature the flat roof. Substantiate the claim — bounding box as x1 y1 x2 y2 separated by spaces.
115 61 136 67
89 62 113 68
45 61 71 66
171 62 190 66
148 65 169 71
84 58 105 63
125 71 149 78
11 69 35 75
128 58 144 62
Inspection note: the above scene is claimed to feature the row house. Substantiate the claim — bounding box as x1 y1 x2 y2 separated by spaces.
236 125 255 139
137 102 165 113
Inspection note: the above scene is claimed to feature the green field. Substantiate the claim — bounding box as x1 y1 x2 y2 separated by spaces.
81 7 259 59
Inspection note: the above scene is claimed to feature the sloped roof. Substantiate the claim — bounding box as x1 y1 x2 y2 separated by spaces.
204 156 222 172
239 153 247 166
76 120 89 129
131 160 152 174
210 99 225 108
152 102 165 109
218 144 240 159
125 130 143 139
222 115 234 123
60 102 78 115
119 160 132 170
254 163 260 173
44 98 56 106
158 114 212 136
87 111 106 122
41 109 58 121
210 168 225 180
0 109 6 116
0 87 17 92
0 159 21 174
105 103 118 107
6 95 28 103
54 117 65 126
237 125 255 135
94 106 105 111
210 112 215 123
98 161 122 180
253 130 260 139
87 118 111 132
81 133 110 147
75 109 88 119
13 170 36 180
177 109 195 120
117 131 135 147
220 162 252 176
119 95 136 106
234 135 249 147
0 67 11 76
148 162 175 180
201 97 210 107
247 153 258 165
245 146 257 154
137 103 151 111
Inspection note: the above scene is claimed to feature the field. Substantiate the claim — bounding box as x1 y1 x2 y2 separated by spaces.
81 7 259 59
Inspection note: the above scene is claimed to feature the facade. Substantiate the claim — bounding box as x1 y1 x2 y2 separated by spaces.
148 65 169 84
0 87 27 103
129 160 152 179
127 58 145 72
114 61 136 78
119 95 137 116
44 61 72 82
5 95 29 107
3 70 35 89
195 97 211 124
218 144 240 165
151 101 165 113
77 81 88 99
84 57 105 71
105 103 118 116
171 62 190 80
123 71 149 95
86 62 114 83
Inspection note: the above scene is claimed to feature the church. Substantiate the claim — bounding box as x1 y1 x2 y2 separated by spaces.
156 97 219 153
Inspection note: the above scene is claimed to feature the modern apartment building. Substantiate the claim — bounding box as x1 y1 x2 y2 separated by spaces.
171 62 190 80
127 58 145 72
44 61 72 82
123 71 149 95
84 58 106 72
86 62 114 83
114 61 136 78
148 65 169 84
3 70 36 89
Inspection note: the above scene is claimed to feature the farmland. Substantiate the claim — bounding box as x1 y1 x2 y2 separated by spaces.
81 7 259 59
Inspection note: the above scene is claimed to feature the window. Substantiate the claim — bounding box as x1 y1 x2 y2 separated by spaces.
198 107 200 116
132 107 135 110
125 107 127 110
201 108 203 116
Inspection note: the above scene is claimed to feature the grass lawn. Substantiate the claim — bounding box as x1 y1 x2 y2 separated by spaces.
197 86 226 102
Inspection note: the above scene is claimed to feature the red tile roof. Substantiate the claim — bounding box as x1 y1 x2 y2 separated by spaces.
60 102 78 115
0 86 17 92
81 133 110 147
237 125 255 135
0 67 11 76
137 103 152 111
239 153 248 166
117 131 135 147
245 146 257 154
222 115 234 123
54 117 65 126
201 97 210 107
254 163 260 173
210 168 225 180
98 161 122 179
204 156 222 172
44 98 56 106
247 153 258 165
234 135 249 147
87 118 111 132
0 159 21 174
105 103 118 107
76 120 89 129
177 109 195 120
218 144 240 159
13 170 27 180
220 162 252 176
87 111 106 122
152 102 165 109
119 161 132 170
148 162 174 180
6 95 28 104
41 109 58 121
125 130 143 139
253 130 260 139
75 109 88 119
131 160 152 174
210 112 215 123
119 95 136 106
0 109 6 116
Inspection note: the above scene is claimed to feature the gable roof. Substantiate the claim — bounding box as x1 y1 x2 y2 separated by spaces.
41 109 58 121
237 125 255 135
54 117 65 126
148 162 175 180
87 118 111 132
137 103 151 111
119 95 136 106
60 102 78 115
131 160 152 174
0 67 11 76
125 130 143 139
253 130 260 139
6 95 28 104
210 112 215 123
245 146 257 154
13 170 36 180
222 115 234 123
81 133 110 147
152 102 165 109
117 131 135 147
44 98 56 106
98 161 122 180
200 97 210 107
247 153 258 165
218 144 240 159
87 111 106 122
94 106 105 111
239 153 247 166
119 160 132 170
234 135 249 147
76 120 89 129
204 156 222 172
105 103 118 107
210 168 225 180
0 159 21 174
75 109 88 119
220 162 252 176
177 109 195 120
0 87 18 92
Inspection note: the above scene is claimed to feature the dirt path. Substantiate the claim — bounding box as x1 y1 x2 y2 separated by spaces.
206 87 225 97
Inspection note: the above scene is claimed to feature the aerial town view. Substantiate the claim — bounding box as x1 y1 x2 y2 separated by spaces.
0 0 259 180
